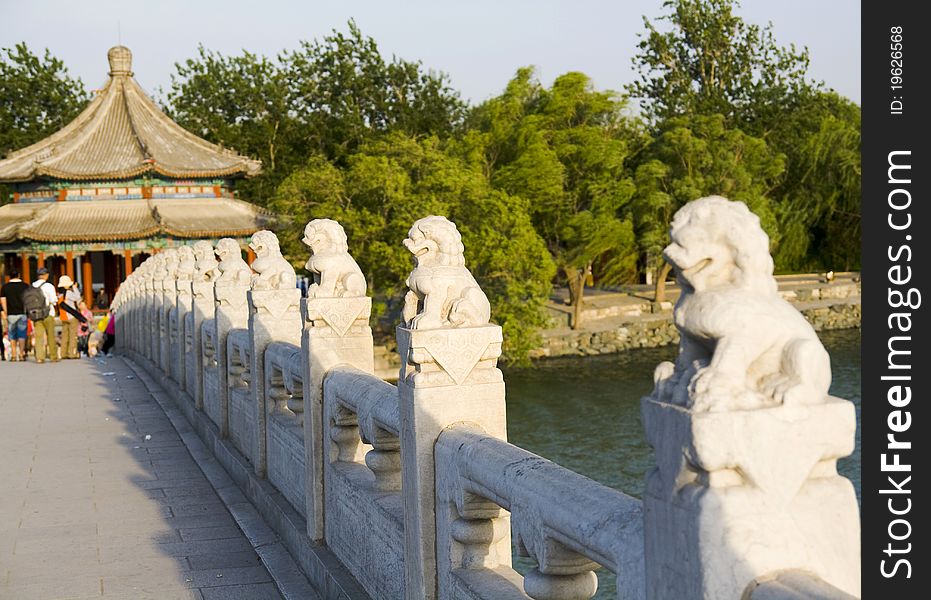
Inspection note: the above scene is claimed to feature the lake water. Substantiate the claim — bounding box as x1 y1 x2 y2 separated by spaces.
504 328 861 598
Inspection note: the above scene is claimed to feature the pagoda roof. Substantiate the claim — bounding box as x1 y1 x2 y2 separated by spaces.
0 197 272 244
0 46 262 183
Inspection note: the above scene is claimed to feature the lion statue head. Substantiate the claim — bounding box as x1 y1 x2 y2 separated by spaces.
193 241 219 282
216 238 242 261
176 245 196 280
249 230 281 258
663 196 776 295
403 216 466 268
302 219 349 255
193 240 214 261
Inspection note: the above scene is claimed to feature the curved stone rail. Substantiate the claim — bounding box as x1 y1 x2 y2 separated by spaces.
109 202 860 600
436 425 645 600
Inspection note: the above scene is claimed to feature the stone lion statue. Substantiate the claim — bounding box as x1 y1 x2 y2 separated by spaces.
193 241 220 282
651 196 831 412
402 216 491 330
302 219 366 298
151 252 168 281
176 245 196 280
162 248 180 279
215 238 253 285
249 230 297 290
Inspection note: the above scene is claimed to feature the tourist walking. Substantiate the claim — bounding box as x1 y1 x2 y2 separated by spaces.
1 270 31 362
30 267 59 363
56 275 83 359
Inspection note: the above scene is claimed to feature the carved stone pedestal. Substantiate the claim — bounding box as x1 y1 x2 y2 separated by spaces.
249 288 302 476
189 281 216 410
641 396 860 599
173 280 193 387
210 281 250 437
397 323 506 600
302 296 374 540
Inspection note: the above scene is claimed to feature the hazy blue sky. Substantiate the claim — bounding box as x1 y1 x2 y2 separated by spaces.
2 0 860 106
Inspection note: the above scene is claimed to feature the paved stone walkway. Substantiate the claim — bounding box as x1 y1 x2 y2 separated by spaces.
0 357 287 600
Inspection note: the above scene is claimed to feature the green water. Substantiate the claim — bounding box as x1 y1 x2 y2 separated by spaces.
503 328 861 597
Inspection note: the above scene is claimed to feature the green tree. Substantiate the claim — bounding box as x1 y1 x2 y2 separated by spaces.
0 43 89 204
271 132 555 361
629 0 812 130
768 92 861 271
462 69 644 327
164 22 464 203
164 46 298 202
283 20 465 161
630 0 860 273
631 114 785 285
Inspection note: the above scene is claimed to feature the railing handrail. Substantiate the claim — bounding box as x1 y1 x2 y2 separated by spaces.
437 424 644 579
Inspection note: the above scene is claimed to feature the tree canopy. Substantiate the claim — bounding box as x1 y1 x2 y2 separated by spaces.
0 8 861 358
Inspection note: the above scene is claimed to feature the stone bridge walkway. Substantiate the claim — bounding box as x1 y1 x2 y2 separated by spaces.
0 357 312 600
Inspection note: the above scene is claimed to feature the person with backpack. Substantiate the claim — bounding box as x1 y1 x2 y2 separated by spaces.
1 270 30 361
26 267 59 363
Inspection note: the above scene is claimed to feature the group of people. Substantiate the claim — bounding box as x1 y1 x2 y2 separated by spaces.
0 267 115 363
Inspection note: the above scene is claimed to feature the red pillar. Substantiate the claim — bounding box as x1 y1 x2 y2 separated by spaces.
21 253 30 283
65 251 75 279
124 249 134 277
83 254 94 308
37 252 45 270
246 247 256 265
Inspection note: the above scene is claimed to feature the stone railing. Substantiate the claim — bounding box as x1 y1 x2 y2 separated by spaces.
111 200 861 600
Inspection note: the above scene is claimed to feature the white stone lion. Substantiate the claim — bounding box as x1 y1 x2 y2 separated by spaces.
176 246 196 280
652 196 831 412
193 241 220 282
302 219 366 298
249 230 296 290
402 216 491 330
215 238 253 285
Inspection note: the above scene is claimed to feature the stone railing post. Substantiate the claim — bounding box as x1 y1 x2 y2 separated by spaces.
641 196 860 599
213 280 250 437
174 279 193 389
396 216 506 600
249 286 302 477
190 280 216 410
302 295 373 539
161 283 176 376
299 218 374 541
146 277 159 362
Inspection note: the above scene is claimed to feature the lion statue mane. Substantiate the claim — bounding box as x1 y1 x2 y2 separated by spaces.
302 219 366 298
249 230 297 290
651 195 831 412
402 215 491 330
215 238 253 285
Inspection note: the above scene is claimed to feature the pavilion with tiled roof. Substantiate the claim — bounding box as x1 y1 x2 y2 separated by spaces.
0 46 268 307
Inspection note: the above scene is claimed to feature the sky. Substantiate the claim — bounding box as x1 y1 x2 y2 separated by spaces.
2 0 860 106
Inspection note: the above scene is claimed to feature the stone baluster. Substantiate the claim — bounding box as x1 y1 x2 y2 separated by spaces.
396 216 506 600
211 237 253 438
189 241 220 410
300 218 374 541
363 426 400 493
173 245 196 390
159 249 179 376
144 255 163 362
247 230 301 477
641 196 860 599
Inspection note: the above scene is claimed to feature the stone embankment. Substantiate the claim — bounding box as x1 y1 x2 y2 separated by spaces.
369 274 860 371
532 274 860 359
